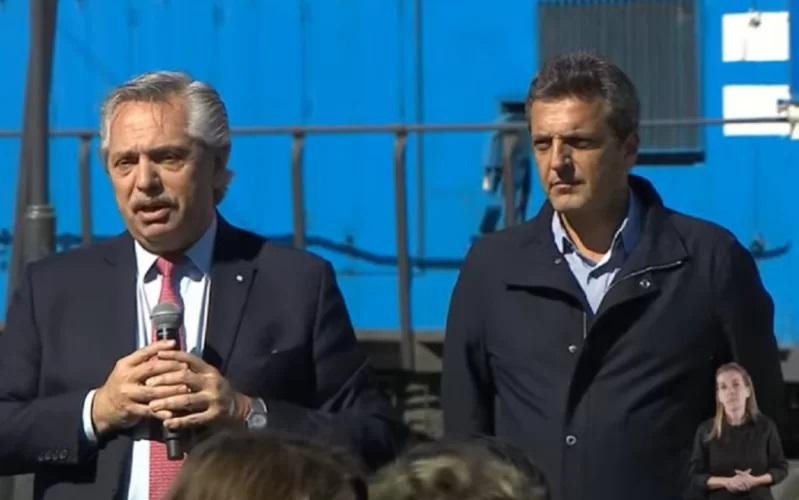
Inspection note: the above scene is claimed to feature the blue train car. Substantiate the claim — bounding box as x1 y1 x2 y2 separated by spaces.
0 0 797 358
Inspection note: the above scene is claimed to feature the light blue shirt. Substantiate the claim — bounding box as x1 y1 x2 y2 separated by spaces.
551 190 642 313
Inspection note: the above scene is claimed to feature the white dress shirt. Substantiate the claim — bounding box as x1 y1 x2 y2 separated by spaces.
81 217 216 500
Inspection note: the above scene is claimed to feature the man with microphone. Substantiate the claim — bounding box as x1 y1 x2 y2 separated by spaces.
0 71 404 500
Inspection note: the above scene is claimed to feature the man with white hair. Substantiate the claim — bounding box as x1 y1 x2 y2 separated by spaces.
0 71 403 500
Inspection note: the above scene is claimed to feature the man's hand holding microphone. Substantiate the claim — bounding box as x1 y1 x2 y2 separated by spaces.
91 302 251 459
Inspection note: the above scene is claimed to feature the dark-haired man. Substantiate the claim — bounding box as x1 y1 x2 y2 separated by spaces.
443 53 783 500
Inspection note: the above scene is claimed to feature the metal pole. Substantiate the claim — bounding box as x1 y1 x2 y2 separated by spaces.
79 135 92 246
23 0 57 264
6 111 31 313
291 133 306 250
2 4 58 500
6 0 58 300
501 133 516 228
393 131 414 372
0 115 788 139
413 0 426 266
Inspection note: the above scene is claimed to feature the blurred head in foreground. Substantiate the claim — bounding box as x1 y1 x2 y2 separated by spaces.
369 438 550 500
166 430 368 500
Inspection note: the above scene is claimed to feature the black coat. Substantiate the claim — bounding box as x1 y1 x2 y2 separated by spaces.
0 218 404 500
442 176 784 500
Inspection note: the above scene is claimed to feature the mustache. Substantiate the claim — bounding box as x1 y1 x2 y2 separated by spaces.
131 197 175 211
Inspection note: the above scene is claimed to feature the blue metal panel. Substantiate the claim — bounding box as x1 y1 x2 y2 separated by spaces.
0 0 796 345
411 0 536 328
791 0 799 97
673 0 798 344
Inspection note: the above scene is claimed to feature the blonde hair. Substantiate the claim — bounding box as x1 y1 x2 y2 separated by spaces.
166 431 367 500
369 440 549 500
706 362 760 442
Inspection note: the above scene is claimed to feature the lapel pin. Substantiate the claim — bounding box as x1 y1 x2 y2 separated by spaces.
235 274 244 283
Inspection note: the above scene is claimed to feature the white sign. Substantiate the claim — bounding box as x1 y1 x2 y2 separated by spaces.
722 11 789 62
722 84 790 136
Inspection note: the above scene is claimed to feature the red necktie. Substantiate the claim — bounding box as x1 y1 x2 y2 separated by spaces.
149 256 185 500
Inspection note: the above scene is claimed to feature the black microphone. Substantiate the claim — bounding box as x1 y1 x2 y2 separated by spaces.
151 301 184 460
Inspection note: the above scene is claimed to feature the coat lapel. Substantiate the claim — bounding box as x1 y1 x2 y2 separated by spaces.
94 234 138 491
100 234 138 373
502 203 590 309
501 175 691 320
203 218 257 373
593 177 690 319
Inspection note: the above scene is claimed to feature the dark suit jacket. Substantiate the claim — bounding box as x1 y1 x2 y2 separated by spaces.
0 218 404 500
442 176 784 500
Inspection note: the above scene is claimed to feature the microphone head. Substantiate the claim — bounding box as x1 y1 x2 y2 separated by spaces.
151 301 183 330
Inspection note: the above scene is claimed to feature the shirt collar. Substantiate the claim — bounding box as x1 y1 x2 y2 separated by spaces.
551 189 642 260
134 215 217 281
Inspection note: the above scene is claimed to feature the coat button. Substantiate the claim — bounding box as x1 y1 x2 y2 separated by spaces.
567 344 578 354
638 278 651 289
565 435 578 446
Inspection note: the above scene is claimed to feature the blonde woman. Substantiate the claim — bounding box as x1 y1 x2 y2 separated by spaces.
688 363 787 499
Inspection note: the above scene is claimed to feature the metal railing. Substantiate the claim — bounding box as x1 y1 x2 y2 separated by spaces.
0 115 790 371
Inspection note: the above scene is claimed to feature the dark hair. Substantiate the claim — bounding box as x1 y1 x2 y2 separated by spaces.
166 430 367 500
525 52 640 140
369 437 550 500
